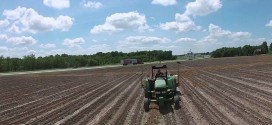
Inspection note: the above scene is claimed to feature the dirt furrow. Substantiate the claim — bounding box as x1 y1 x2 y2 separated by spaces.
161 105 176 125
91 76 142 125
123 87 145 125
52 74 139 125
205 70 272 95
146 103 163 125
0 75 111 121
206 73 272 103
182 77 230 125
0 76 98 109
27 74 134 125
4 75 130 124
203 70 272 109
192 76 251 125
1 55 272 125
72 74 141 125
173 87 194 125
199 73 272 112
0 77 96 113
214 69 272 89
0 76 77 100
195 74 272 124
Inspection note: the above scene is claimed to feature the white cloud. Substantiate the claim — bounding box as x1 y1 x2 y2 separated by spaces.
8 23 21 33
207 24 251 40
63 37 85 48
151 0 177 6
43 0 70 9
0 19 10 27
5 47 35 57
229 32 251 40
175 37 196 42
7 36 37 46
208 24 231 38
117 36 176 53
0 46 8 53
184 0 222 16
0 34 8 41
266 20 272 27
3 7 26 20
82 0 102 8
0 46 49 57
90 11 150 34
1 34 38 46
38 49 66 56
3 6 73 33
153 44 179 50
244 38 268 46
27 49 36 55
194 24 251 52
88 44 111 53
160 13 200 32
119 36 171 47
55 15 74 31
39 43 56 49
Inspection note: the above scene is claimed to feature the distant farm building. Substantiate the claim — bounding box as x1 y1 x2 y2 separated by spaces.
186 50 195 60
254 49 262 55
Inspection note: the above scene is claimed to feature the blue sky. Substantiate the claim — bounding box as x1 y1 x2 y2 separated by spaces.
0 0 272 57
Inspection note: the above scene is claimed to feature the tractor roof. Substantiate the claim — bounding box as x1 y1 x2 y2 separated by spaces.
152 65 167 69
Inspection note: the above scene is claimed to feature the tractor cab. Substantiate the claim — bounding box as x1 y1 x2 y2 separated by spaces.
153 65 167 79
142 65 180 112
148 65 168 82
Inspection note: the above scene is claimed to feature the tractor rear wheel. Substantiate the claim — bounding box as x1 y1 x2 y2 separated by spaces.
144 98 150 112
144 92 149 98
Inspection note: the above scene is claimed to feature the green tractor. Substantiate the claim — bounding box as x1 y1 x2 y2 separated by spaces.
142 65 180 111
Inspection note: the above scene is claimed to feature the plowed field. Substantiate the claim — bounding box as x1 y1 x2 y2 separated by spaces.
1 55 272 125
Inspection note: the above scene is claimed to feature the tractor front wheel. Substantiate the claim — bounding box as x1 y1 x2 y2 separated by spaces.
144 98 150 112
174 95 180 109
174 95 180 103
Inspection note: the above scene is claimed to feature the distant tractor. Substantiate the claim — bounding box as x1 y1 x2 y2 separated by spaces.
142 65 180 111
121 59 143 65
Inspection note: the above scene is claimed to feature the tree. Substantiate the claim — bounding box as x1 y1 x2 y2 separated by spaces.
0 50 177 72
88 59 98 66
260 41 268 54
10 58 20 71
0 56 6 72
23 54 36 70
270 43 272 51
242 45 254 56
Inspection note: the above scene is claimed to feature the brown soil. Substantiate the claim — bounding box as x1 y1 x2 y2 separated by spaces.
1 55 272 125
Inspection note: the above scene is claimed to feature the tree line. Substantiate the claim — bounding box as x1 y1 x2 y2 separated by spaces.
211 42 272 58
0 50 176 72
